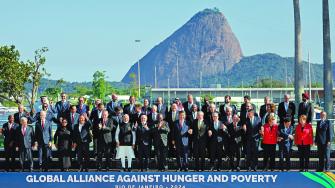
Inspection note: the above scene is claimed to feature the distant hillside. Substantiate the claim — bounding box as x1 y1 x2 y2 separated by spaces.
122 8 243 87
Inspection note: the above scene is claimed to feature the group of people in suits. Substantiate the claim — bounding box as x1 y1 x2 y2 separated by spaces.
0 92 333 172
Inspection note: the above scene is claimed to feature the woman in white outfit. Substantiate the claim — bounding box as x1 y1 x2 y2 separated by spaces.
115 114 136 172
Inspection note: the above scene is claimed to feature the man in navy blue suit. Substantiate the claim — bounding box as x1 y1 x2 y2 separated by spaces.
76 96 90 115
34 111 53 171
106 94 122 116
315 111 333 172
54 92 71 119
278 117 294 171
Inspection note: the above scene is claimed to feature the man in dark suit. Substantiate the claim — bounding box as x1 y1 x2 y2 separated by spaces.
259 96 270 120
131 104 143 125
73 114 92 172
189 111 208 171
244 109 261 171
123 96 136 115
76 96 90 115
278 117 294 171
153 113 170 171
166 103 179 157
156 97 168 119
134 114 151 171
240 96 256 120
208 112 227 171
14 104 32 125
219 95 237 121
17 117 35 172
278 94 296 125
183 94 197 116
90 102 105 158
66 105 80 133
34 111 53 171
172 111 190 171
54 92 71 119
106 94 123 116
205 103 219 125
111 106 123 126
148 105 158 127
97 110 116 171
141 98 152 116
1 115 19 171
186 104 198 157
227 115 244 171
315 111 333 172
298 93 314 123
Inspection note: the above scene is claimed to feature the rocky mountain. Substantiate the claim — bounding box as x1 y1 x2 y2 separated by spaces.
121 8 243 87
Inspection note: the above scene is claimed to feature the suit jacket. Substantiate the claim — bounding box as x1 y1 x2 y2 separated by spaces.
55 100 71 118
245 116 261 142
131 112 144 125
208 120 228 145
153 121 170 147
35 120 53 145
294 123 313 145
173 120 189 147
219 103 237 120
166 110 179 130
298 102 313 123
123 103 136 115
73 121 92 144
2 122 19 147
54 127 72 152
240 103 256 117
315 120 333 145
106 100 122 116
278 102 296 124
147 112 158 128
259 104 267 120
76 104 90 115
205 111 220 125
182 102 198 116
134 123 151 146
141 106 152 116
186 111 198 125
31 110 57 124
98 118 116 144
190 119 209 144
17 125 35 149
14 112 33 125
89 109 103 138
156 103 168 118
66 112 80 132
111 114 123 126
227 122 244 145
278 124 294 149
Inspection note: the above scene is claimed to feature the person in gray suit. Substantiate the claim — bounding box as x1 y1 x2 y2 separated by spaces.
34 111 53 172
66 105 80 133
315 111 333 172
17 117 35 172
153 113 170 171
97 110 116 171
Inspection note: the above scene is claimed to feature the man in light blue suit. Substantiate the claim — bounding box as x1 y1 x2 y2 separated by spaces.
172 111 191 171
34 111 53 172
106 94 123 116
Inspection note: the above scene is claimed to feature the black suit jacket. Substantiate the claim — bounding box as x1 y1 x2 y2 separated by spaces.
2 122 19 147
259 104 267 120
73 122 92 144
298 102 313 123
123 103 135 115
277 102 296 124
219 103 237 120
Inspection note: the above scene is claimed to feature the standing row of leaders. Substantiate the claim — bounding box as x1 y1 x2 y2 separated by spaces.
0 92 332 172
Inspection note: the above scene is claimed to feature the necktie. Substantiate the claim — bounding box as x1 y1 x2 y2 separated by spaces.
42 121 44 129
72 114 74 124
179 121 183 129
172 112 176 121
22 127 26 136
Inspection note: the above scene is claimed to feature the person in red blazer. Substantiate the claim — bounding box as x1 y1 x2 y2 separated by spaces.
295 115 313 171
260 114 278 171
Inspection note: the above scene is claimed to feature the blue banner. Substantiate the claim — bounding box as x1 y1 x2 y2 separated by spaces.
1 172 335 188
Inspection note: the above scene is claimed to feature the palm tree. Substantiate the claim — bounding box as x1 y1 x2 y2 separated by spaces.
293 0 304 111
323 0 333 117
